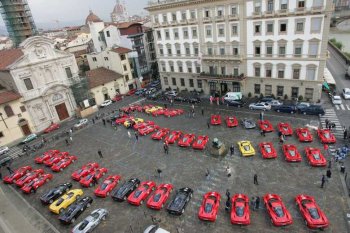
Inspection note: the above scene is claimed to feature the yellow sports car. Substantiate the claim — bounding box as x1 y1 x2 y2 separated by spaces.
145 106 163 114
237 141 255 156
124 118 144 127
49 189 83 214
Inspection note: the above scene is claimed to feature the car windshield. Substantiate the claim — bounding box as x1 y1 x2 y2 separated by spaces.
76 169 83 174
91 212 100 220
183 138 188 142
273 206 284 217
289 150 296 156
264 145 271 153
243 145 250 151
308 208 320 219
78 220 89 230
197 139 202 144
134 190 143 198
204 203 213 213
302 132 308 137
85 174 92 180
169 135 174 140
100 183 108 190
324 132 330 138
236 206 244 217
313 153 320 160
153 193 161 202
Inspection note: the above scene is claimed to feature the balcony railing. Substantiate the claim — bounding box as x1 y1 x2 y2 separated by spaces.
311 6 324 13
277 9 288 15
200 72 246 81
161 21 168 26
295 7 306 14
215 15 225 22
264 10 275 17
252 11 262 18
203 17 211 22
202 54 242 61
228 14 239 20
188 18 197 23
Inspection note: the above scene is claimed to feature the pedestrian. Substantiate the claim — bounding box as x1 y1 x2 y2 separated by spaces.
163 142 169 154
103 119 106 126
260 130 266 137
157 168 162 178
0 170 2 180
325 119 329 128
210 96 213 104
279 134 285 144
251 197 256 209
192 109 195 118
65 138 69 146
69 128 73 135
191 104 195 110
226 190 231 200
259 111 264 121
92 175 98 186
226 166 231 177
321 175 326 188
127 131 131 138
69 136 73 143
6 166 13 174
92 118 95 124
230 144 235 156
255 196 260 210
201 107 204 116
344 129 348 140
254 174 258 185
216 97 219 105
170 99 173 106
135 132 139 141
326 169 332 178
225 199 231 211
205 168 210 179
328 160 332 169
98 149 103 158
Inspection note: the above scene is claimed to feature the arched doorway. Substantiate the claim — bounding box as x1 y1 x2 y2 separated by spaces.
102 87 109 100
18 119 31 136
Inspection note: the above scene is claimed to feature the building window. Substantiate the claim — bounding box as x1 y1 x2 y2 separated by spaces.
178 64 183 73
181 11 186 20
279 22 287 33
219 47 225 55
0 132 3 138
266 68 272 77
174 29 179 39
164 77 169 85
197 80 202 88
294 44 303 57
291 87 299 98
205 8 210 17
233 68 239 76
311 17 322 33
266 46 273 56
154 15 159 23
187 64 192 73
163 14 167 22
221 66 226 75
209 66 215 74
255 67 261 77
185 46 190 56
278 69 285 78
104 57 108 61
233 47 239 56
305 88 314 100
277 86 284 97
65 67 73 78
23 78 33 90
206 25 212 37
231 25 238 35
190 10 196 19
194 46 199 55
267 0 274 11
183 28 189 38
231 6 237 15
172 13 177 21
280 0 288 9
265 85 272 96
208 47 213 55
313 0 323 7
20 106 26 112
279 46 286 57
192 27 197 38
254 1 261 13
161 63 166 72
170 64 174 72
157 31 161 40
189 79 194 87
293 68 300 79
266 22 274 33
125 75 129 81
255 24 261 34
309 42 319 57
123 65 127 71
120 54 126 60
298 0 305 8
4 105 14 117
218 25 225 37
296 21 304 33
180 78 185 86
106 31 110 37
307 67 316 80
254 84 261 94
255 46 261 57
217 6 224 16
167 47 172 55
159 48 164 55
172 77 176 85
175 44 181 56
92 57 97 62
165 30 170 39
196 65 201 73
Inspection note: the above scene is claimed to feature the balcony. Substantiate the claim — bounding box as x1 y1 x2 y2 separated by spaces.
277 9 288 16
153 22 160 28
311 6 324 13
203 17 211 23
202 54 242 62
264 11 275 17
170 21 177 26
215 15 225 22
295 7 306 15
161 21 168 26
228 14 238 20
179 19 187 25
188 18 197 24
252 11 262 18
200 72 246 82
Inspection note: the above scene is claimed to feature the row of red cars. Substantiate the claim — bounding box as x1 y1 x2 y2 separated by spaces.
121 104 184 118
71 162 108 187
35 150 77 172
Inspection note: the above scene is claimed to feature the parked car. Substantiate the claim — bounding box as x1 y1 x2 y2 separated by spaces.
71 208 108 233
241 118 256 129
112 178 141 201
249 102 271 111
225 100 246 107
135 88 146 95
167 187 193 215
263 193 293 226
21 133 37 144
74 119 89 129
342 88 350 99
112 94 123 102
0 146 9 155
40 183 73 204
126 89 136 96
143 225 170 233
58 196 93 224
188 96 201 104
260 96 275 103
145 88 157 95
165 90 178 97
44 123 60 133
274 105 297 114
299 105 325 116
296 102 311 112
332 95 342 105
100 100 112 108
269 100 283 108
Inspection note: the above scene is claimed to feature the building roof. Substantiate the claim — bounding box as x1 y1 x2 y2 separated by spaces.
0 49 24 71
86 67 123 89
72 49 87 58
0 91 21 105
117 21 142 29
85 10 103 25
111 47 131 54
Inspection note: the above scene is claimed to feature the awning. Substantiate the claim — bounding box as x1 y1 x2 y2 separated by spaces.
323 81 330 90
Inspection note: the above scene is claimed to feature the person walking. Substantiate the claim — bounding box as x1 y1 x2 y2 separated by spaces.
216 97 219 105
210 96 213 104
163 142 169 154
92 175 98 186
255 196 260 210
205 168 210 180
135 132 139 141
226 166 231 177
127 131 131 138
328 160 332 169
326 169 332 178
207 119 210 129
65 138 69 146
92 118 95 124
69 136 73 144
321 175 326 188
225 199 231 211
260 130 266 137
226 190 231 200
344 129 348 140
254 174 258 185
325 119 329 128
201 107 204 116
157 168 162 178
230 144 235 156
98 149 103 158
259 111 264 121
103 119 106 126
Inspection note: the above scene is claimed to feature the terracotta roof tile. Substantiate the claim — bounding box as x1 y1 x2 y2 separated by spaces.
0 49 24 71
0 91 21 105
86 67 123 89
117 21 142 29
111 47 131 54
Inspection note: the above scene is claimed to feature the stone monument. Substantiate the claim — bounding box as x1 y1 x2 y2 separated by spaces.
209 138 228 157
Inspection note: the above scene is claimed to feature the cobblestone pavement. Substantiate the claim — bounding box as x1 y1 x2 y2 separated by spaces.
7 98 349 233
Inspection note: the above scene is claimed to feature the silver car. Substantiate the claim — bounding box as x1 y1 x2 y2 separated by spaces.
0 146 9 155
241 118 256 129
72 208 108 233
74 119 89 129
249 102 271 110
269 100 283 107
144 225 170 233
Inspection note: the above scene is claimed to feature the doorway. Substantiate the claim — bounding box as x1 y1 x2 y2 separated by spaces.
220 83 228 95
104 93 109 100
55 103 69 121
18 119 31 136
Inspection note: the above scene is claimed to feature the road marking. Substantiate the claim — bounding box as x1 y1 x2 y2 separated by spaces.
340 104 345 110
347 105 350 110
335 105 340 110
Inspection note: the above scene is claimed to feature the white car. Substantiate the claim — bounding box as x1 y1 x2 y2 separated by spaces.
269 100 283 107
343 88 350 100
100 100 112 107
165 90 178 97
0 146 9 155
332 95 342 105
74 119 88 129
72 208 108 233
249 102 271 110
144 225 170 233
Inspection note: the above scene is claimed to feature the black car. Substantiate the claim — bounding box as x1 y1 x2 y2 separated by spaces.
40 183 73 205
174 96 188 102
167 187 193 215
188 96 201 104
111 178 140 201
58 196 93 224
274 105 297 114
300 105 325 116
225 100 246 107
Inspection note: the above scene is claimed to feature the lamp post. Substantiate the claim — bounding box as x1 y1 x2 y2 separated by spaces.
0 113 8 129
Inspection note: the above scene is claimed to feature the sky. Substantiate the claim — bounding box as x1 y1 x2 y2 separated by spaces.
0 0 150 29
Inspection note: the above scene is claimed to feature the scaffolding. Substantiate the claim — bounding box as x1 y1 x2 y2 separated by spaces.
0 0 37 47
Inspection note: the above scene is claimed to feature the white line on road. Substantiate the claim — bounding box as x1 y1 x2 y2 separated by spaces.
341 104 345 110
347 105 350 110
335 105 340 110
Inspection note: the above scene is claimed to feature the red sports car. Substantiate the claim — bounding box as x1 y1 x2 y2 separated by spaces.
115 116 133 125
143 105 154 112
295 194 329 229
112 94 123 102
226 116 238 128
94 175 121 198
259 142 277 159
51 155 77 172
151 128 170 140
129 105 141 111
277 122 293 136
43 123 60 133
138 125 160 136
178 134 196 147
126 89 136 96
43 152 69 167
34 149 60 164
282 144 302 162
133 121 155 130
127 181 156 206
198 192 221 222
146 183 173 210
164 131 182 144
152 109 166 116
296 128 313 142
317 129 336 144
3 166 32 184
71 163 99 181
164 109 183 117
21 173 53 193
79 167 108 187
263 193 293 226
305 147 327 167
231 194 250 225
15 169 44 187
192 135 209 150
211 115 221 125
258 120 274 132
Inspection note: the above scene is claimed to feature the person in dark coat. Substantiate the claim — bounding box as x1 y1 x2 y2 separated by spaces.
254 174 258 185
225 199 231 211
103 119 106 126
157 168 162 178
326 169 332 178
135 132 139 141
6 166 13 174
201 107 204 116
163 143 169 154
255 196 260 210
321 175 326 188
230 145 234 156
344 129 348 140
226 190 231 200
92 175 98 186
98 149 103 158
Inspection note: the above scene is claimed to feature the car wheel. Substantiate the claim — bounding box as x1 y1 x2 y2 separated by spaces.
71 218 75 223
181 209 185 214
102 215 106 221
59 208 64 214
277 109 280 112
249 107 253 110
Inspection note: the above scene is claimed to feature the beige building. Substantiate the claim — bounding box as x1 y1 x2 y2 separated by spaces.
0 90 34 146
146 0 333 102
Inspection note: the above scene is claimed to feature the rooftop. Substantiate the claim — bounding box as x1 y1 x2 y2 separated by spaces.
111 47 131 54
0 91 21 105
86 67 123 89
0 49 24 71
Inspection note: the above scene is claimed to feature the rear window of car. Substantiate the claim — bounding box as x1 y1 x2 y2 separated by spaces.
308 208 320 219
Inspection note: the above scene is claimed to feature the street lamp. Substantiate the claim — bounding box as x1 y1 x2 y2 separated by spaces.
0 113 8 129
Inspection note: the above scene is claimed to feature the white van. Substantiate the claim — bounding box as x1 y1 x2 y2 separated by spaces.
224 92 242 101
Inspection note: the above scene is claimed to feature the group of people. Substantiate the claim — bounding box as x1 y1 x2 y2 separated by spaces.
209 96 223 105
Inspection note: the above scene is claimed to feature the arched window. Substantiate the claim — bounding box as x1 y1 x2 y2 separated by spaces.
4 105 14 117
